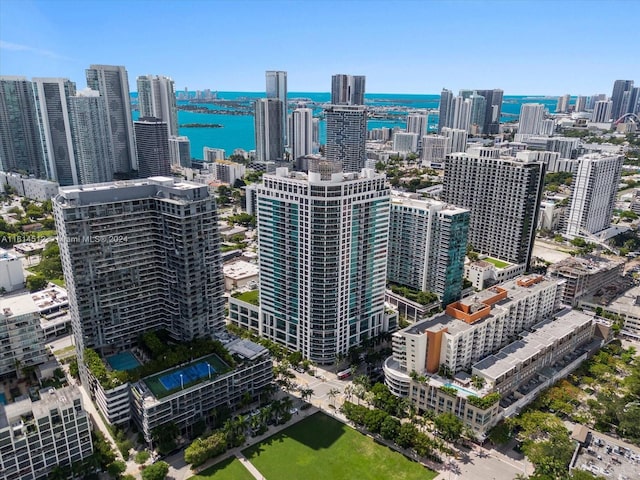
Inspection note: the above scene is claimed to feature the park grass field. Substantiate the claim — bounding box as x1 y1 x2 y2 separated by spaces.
242 412 437 480
189 456 254 480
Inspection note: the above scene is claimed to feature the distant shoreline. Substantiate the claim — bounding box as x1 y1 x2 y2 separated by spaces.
179 123 223 128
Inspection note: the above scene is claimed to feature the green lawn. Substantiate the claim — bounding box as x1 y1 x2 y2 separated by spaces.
189 456 254 480
232 289 259 306
242 413 437 480
484 257 510 269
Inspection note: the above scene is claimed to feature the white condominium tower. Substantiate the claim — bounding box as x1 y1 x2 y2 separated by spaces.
331 74 365 106
256 162 392 363
325 104 367 173
592 100 613 123
53 177 225 365
566 153 623 238
406 112 428 138
254 98 284 162
442 147 545 269
68 88 115 184
136 74 178 136
388 194 470 306
86 65 137 173
32 78 78 186
265 70 287 146
518 103 545 135
289 108 313 162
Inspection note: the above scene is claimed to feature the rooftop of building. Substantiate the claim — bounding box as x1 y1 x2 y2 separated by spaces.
548 255 625 276
390 191 468 214
31 286 68 311
0 292 39 318
55 176 210 206
402 275 559 336
223 260 259 280
0 248 18 261
472 309 593 381
0 385 81 429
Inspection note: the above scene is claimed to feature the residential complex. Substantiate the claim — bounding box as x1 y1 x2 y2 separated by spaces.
442 147 545 269
387 193 469 306
383 276 598 438
289 108 314 161
53 177 225 362
565 153 623 238
0 248 24 293
242 163 395 363
325 105 367 173
0 386 93 480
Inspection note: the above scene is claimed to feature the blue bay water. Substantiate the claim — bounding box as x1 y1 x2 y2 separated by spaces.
132 92 560 160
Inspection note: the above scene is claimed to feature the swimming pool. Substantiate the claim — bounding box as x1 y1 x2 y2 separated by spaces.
106 351 141 371
444 382 477 397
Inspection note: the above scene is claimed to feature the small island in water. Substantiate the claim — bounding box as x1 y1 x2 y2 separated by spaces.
179 123 223 128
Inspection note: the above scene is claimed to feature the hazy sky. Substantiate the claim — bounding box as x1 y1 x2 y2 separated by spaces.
1 0 638 95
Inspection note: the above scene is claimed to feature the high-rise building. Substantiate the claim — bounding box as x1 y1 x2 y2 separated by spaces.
518 103 545 135
441 127 467 154
443 147 545 268
437 88 454 133
587 93 607 110
254 98 284 162
331 74 366 106
421 135 449 166
592 100 613 123
325 104 367 172
475 89 503 135
556 94 571 113
611 79 634 121
406 112 428 138
627 87 640 115
289 108 313 162
469 93 487 134
312 118 320 152
540 118 555 136
392 132 419 153
53 177 225 362
134 117 170 177
265 71 287 145
0 76 46 178
255 163 392 363
32 78 78 186
68 88 115 184
388 194 470 305
169 135 191 168
566 153 623 238
451 96 472 131
136 74 178 136
574 95 587 112
0 386 93 480
86 65 137 173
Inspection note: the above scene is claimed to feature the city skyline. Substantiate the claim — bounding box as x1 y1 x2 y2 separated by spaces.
1 0 638 95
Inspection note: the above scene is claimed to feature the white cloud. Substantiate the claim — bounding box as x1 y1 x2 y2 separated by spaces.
0 40 71 61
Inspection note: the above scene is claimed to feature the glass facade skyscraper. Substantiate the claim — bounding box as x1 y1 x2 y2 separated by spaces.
256 164 392 363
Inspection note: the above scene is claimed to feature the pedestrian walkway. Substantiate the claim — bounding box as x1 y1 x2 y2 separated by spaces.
235 451 265 480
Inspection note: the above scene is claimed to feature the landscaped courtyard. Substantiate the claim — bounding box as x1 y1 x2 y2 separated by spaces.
189 457 254 480
239 412 437 480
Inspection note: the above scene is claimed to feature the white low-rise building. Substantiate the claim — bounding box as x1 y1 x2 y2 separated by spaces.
0 248 24 292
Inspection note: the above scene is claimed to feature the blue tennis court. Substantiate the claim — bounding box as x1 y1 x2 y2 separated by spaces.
159 361 215 390
107 351 141 371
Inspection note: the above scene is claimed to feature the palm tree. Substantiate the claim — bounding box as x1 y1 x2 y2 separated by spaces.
281 396 293 415
271 399 283 423
328 388 340 408
343 384 353 402
353 384 366 405
300 387 314 403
